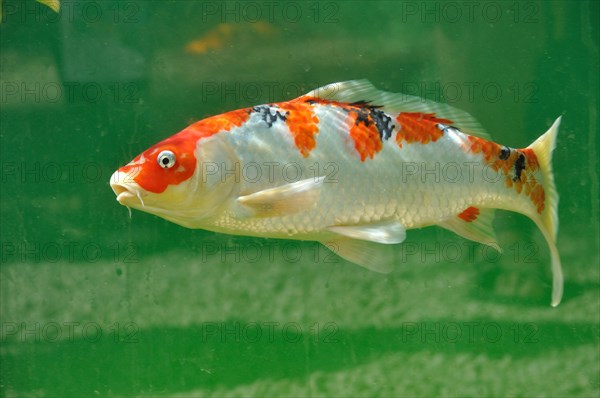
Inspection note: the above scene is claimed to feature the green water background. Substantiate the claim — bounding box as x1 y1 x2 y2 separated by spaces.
1 0 598 396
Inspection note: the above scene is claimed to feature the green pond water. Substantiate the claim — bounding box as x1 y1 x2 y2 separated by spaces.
1 0 598 396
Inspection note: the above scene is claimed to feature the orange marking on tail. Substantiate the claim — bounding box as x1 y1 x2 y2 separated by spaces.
466 135 501 164
520 147 544 212
395 112 453 148
467 135 546 213
531 184 545 213
521 148 540 171
279 100 320 157
515 179 524 194
458 206 480 222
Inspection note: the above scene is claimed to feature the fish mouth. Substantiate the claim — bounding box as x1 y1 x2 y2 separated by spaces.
113 184 135 203
110 171 146 207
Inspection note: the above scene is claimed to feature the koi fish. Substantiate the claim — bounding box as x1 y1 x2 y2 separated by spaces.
110 80 563 306
185 22 276 55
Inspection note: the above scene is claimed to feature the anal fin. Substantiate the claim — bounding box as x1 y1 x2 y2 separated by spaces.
440 207 501 251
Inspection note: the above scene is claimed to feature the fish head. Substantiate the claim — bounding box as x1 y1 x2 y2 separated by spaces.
110 128 238 228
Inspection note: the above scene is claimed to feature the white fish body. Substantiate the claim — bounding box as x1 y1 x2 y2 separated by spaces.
111 80 563 306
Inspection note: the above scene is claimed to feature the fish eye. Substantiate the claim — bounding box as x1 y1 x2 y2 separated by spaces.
157 150 176 169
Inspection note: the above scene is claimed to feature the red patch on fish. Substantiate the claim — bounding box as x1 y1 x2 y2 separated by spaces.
530 184 546 212
346 110 383 161
241 97 387 161
279 100 320 157
521 148 540 171
458 206 480 222
521 148 544 212
123 135 199 194
189 108 251 137
120 108 250 194
466 135 500 164
395 112 453 148
299 97 387 161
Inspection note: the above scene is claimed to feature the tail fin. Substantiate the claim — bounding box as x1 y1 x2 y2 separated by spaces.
527 116 562 306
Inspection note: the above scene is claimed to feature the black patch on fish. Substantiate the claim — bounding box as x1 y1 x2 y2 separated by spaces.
369 108 395 140
302 99 395 141
513 153 526 181
252 105 288 127
350 105 395 141
354 107 372 126
499 146 511 160
350 100 383 109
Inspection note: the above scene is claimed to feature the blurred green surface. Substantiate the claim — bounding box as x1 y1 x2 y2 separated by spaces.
1 1 598 397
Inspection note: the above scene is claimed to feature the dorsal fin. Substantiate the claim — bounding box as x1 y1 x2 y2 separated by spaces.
305 80 489 139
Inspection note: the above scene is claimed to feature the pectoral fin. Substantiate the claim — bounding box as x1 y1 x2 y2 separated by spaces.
439 207 501 251
236 177 324 218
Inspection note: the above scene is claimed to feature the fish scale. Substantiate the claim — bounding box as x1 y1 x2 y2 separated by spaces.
110 80 563 306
